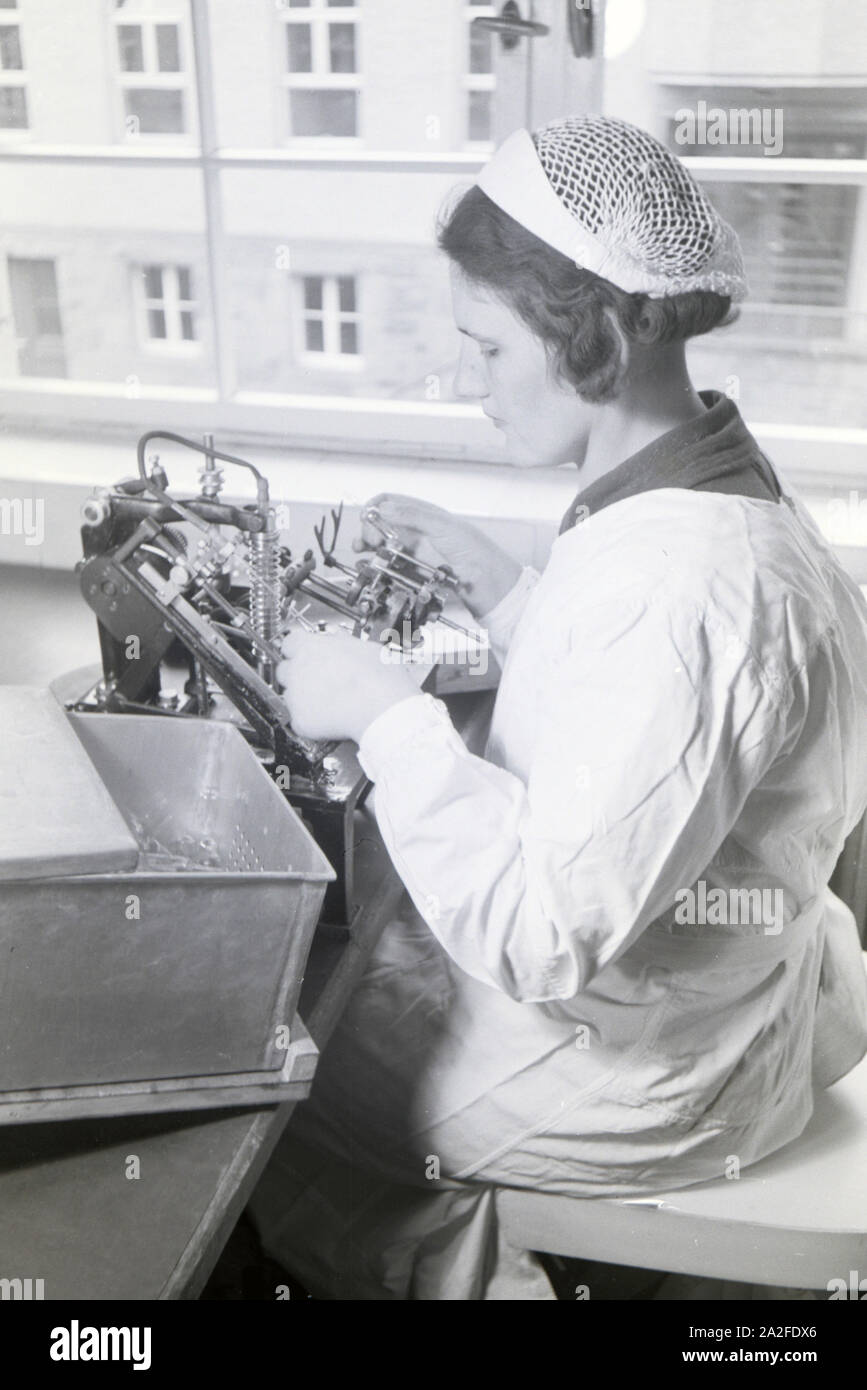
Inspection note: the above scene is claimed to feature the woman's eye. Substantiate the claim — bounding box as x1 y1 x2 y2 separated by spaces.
480 346 498 360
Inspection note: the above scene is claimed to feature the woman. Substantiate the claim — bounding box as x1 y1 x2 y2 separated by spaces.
253 116 867 1299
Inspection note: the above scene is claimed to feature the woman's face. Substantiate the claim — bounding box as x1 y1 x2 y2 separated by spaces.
450 265 594 468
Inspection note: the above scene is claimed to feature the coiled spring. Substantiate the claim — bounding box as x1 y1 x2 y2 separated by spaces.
248 518 280 680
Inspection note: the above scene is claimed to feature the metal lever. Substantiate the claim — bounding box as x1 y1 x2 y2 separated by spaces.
361 505 401 547
472 1 549 51
314 501 344 563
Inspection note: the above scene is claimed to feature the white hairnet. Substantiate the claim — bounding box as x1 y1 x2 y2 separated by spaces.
477 115 748 301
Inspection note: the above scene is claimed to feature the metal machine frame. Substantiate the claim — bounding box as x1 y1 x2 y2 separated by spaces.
68 431 472 924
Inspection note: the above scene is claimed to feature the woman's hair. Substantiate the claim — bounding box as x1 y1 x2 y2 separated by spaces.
438 185 737 403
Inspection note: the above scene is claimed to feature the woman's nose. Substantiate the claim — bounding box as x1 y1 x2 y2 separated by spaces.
453 342 488 401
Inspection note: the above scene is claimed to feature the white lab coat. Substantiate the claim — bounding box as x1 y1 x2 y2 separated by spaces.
250 485 867 1299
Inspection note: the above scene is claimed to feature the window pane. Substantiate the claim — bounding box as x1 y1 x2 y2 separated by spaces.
13 259 63 335
601 20 867 431
286 22 312 73
0 84 26 127
736 182 848 305
0 24 23 69
155 24 181 73
327 0 355 6
305 318 325 352
117 25 144 73
176 265 192 301
143 264 163 299
467 89 491 142
124 88 185 134
684 178 866 425
328 22 355 73
303 276 323 310
215 7 493 153
469 24 491 75
339 320 358 354
7 258 66 377
286 0 311 6
224 154 458 398
290 88 356 137
147 308 167 339
661 84 867 161
180 309 195 341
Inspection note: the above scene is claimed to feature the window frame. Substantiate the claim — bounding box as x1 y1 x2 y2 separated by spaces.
278 0 361 145
112 6 190 142
296 271 363 370
463 2 495 149
133 260 201 354
6 252 67 378
0 0 27 137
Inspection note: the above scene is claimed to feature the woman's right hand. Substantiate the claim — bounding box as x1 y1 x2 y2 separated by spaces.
355 493 522 620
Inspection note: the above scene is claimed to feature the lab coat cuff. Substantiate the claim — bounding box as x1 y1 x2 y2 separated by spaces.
479 566 540 660
357 692 455 780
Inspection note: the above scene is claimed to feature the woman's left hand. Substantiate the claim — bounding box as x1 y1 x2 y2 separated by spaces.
276 629 420 743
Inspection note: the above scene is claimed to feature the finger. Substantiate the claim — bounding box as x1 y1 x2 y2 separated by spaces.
362 493 432 529
355 495 433 553
354 511 415 554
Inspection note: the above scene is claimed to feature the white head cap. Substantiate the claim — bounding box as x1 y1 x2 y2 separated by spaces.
476 116 747 302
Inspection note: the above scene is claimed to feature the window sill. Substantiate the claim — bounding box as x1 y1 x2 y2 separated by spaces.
1 378 866 475
2 427 866 594
297 353 364 372
138 341 204 356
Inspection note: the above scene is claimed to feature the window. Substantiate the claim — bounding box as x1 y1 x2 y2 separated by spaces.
600 12 867 443
137 264 198 346
465 3 495 145
0 85 25 127
7 258 67 377
657 85 866 342
0 25 22 70
0 0 864 506
0 0 26 131
280 0 360 139
299 274 360 361
114 10 187 136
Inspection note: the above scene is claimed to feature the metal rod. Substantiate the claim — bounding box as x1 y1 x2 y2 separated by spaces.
189 0 237 402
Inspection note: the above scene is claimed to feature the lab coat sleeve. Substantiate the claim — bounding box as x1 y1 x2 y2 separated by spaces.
357 583 791 1002
478 566 540 669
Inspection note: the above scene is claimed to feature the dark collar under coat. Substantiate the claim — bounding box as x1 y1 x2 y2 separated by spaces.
559 390 782 535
